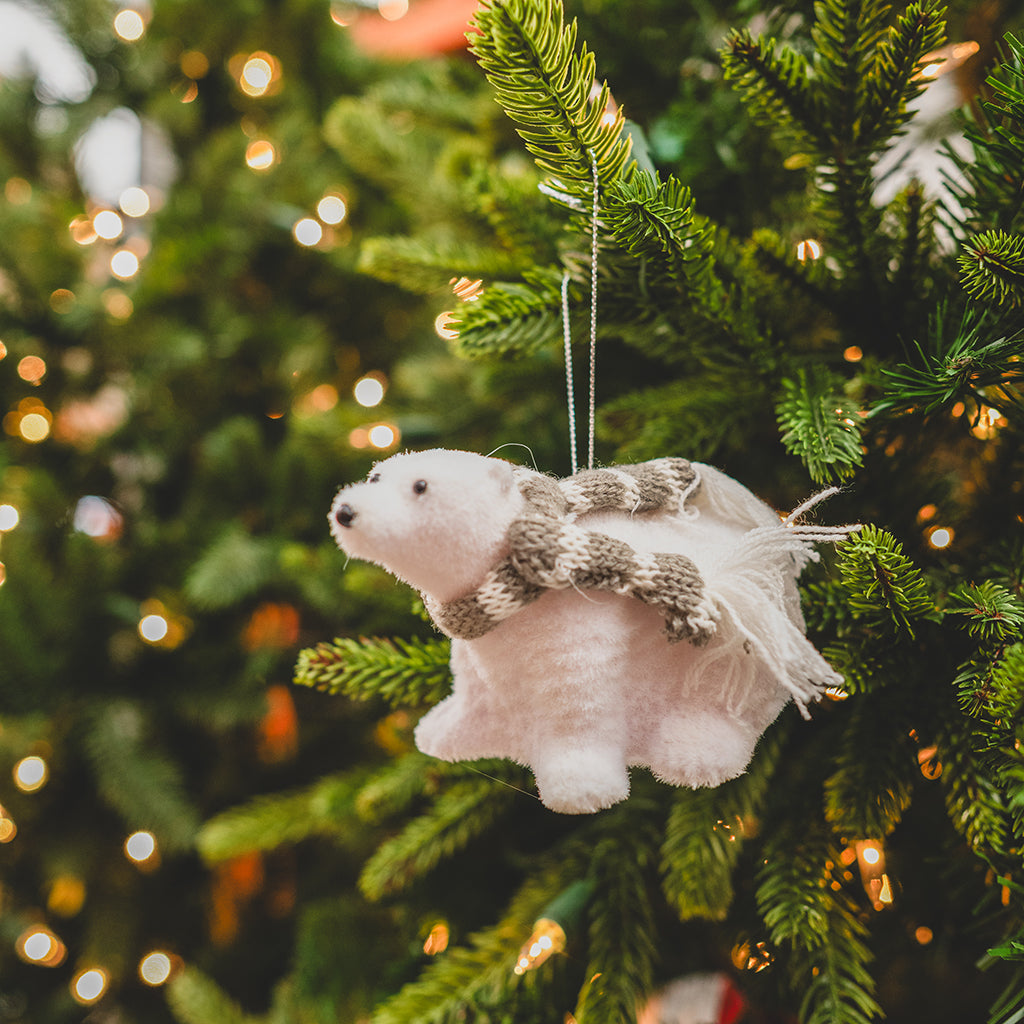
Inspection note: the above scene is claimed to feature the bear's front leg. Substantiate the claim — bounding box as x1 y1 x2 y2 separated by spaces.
414 639 511 762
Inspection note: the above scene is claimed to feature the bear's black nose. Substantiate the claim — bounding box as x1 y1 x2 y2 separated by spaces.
335 503 357 528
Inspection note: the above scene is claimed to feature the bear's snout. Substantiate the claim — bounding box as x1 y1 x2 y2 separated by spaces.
334 502 357 528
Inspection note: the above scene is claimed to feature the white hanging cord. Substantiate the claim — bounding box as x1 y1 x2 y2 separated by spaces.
560 271 579 475
587 151 599 471
560 153 601 474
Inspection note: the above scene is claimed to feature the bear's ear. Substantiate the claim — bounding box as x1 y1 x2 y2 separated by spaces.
487 458 516 495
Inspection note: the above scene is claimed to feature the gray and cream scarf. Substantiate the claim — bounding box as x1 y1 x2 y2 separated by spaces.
425 458 719 644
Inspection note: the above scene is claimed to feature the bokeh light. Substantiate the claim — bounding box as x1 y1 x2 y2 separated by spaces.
927 526 953 550
125 830 157 863
796 238 823 261
245 140 276 171
110 249 140 279
317 194 347 224
17 356 46 384
72 967 108 1004
70 215 98 245
238 52 281 97
379 0 409 20
19 412 52 443
93 209 124 240
139 613 169 643
0 504 19 531
17 926 65 967
119 187 150 217
139 951 173 985
293 218 323 247
14 755 49 793
368 423 399 449
353 375 385 407
113 8 145 41
434 311 459 340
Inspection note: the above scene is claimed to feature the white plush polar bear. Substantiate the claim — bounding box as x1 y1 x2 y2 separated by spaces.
329 448 850 814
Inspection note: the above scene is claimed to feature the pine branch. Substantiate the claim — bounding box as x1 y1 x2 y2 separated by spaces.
661 733 780 922
574 812 658 1024
83 700 200 852
823 691 917 837
185 526 280 610
369 861 576 1024
447 269 564 357
874 304 1024 418
757 827 882 1024
469 0 633 205
960 231 1024 308
939 721 1011 856
358 773 517 900
861 2 946 146
196 773 363 863
356 751 438 823
168 968 264 1024
358 236 533 295
294 636 452 709
720 30 823 149
947 582 1024 645
836 525 938 637
776 367 864 484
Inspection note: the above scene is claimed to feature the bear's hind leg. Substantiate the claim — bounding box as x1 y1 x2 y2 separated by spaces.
648 712 759 790
531 745 630 814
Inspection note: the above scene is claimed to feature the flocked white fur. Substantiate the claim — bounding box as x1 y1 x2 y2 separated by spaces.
330 449 846 814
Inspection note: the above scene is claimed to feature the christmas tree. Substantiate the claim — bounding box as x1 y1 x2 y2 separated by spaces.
3 0 1024 1022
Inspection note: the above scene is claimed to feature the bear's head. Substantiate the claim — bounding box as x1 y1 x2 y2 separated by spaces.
329 448 523 600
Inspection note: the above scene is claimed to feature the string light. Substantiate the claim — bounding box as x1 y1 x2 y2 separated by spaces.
293 218 323 247
17 356 46 384
434 311 459 340
72 967 108 1004
843 345 863 362
119 187 150 217
237 52 281 97
92 209 124 240
514 918 565 975
854 839 894 910
317 194 347 224
0 504 19 531
378 0 409 20
971 406 1007 440
139 613 169 643
102 288 134 320
353 374 386 407
331 2 356 26
245 140 277 171
368 423 399 449
451 276 485 302
49 289 75 314
731 939 774 972
423 922 450 956
74 496 124 542
139 951 174 985
14 755 48 793
125 830 158 865
0 804 16 841
796 238 823 261
110 249 140 280
113 7 145 40
16 925 66 967
927 526 953 550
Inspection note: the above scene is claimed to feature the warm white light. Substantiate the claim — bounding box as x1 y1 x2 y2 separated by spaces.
19 412 51 443
378 0 409 19
861 845 881 865
14 756 48 792
139 613 169 642
139 951 172 985
434 311 459 340
928 526 953 550
23 931 54 961
125 830 157 862
245 140 276 171
113 9 145 41
119 187 150 217
74 496 123 540
353 375 385 407
241 56 273 94
368 424 397 449
317 194 347 224
110 249 140 279
293 218 323 247
0 505 19 531
796 238 823 261
93 210 124 240
72 968 108 1004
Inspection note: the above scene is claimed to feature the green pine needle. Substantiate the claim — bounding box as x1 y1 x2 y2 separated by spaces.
776 367 864 484
947 581 1024 643
836 525 937 637
960 230 1024 308
293 636 452 708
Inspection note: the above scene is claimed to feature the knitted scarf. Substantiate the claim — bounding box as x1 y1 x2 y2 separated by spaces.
426 458 718 645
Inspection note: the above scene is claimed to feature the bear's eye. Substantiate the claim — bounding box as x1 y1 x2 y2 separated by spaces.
368 472 381 483
412 479 428 495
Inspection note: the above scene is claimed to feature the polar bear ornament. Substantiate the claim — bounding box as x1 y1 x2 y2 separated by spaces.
329 448 856 814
